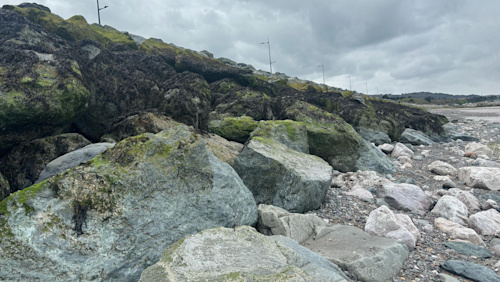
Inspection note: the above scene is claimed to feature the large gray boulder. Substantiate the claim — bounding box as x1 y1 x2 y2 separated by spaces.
376 183 432 213
250 119 309 153
356 127 391 146
257 204 326 243
354 140 395 174
0 126 258 281
36 142 116 183
139 226 349 281
399 128 435 145
233 137 333 213
0 133 91 193
458 167 500 191
304 225 409 282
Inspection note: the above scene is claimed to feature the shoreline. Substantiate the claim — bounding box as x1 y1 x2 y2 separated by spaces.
429 106 500 123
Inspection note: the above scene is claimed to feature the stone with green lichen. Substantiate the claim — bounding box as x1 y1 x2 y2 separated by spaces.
233 137 333 213
139 226 349 282
250 119 309 153
208 116 259 143
285 101 362 172
0 125 258 281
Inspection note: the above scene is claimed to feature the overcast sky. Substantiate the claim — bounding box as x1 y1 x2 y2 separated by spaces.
5 0 500 95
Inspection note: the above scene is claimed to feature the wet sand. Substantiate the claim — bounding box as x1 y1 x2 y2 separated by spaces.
430 106 500 123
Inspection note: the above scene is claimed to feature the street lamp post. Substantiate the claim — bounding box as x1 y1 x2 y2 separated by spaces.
261 38 275 74
97 0 108 25
318 64 325 85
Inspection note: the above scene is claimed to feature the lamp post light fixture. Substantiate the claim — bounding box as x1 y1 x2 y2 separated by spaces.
318 64 325 85
261 38 275 74
97 0 108 25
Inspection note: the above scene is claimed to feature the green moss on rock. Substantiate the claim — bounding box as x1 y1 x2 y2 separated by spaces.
250 120 309 153
11 6 136 49
285 101 362 172
208 116 259 143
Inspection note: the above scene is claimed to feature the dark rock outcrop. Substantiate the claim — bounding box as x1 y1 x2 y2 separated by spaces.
0 133 91 195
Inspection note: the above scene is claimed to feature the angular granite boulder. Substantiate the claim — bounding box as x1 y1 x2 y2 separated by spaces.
0 125 257 281
233 137 333 213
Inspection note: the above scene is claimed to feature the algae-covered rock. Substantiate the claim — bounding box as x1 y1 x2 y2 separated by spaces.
101 112 182 142
208 116 259 143
251 119 309 153
0 133 91 194
6 5 136 49
0 125 257 281
140 39 250 82
0 172 9 201
285 101 362 172
210 78 274 121
0 9 90 150
233 137 333 213
139 226 349 282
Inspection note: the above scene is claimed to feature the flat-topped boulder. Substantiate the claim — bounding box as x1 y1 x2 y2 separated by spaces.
304 225 409 282
250 119 309 153
140 226 349 282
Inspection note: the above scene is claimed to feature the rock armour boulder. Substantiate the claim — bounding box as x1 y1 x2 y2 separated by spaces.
139 226 349 282
0 126 258 281
233 137 333 213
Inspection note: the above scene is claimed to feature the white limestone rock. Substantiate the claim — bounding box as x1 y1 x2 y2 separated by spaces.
365 205 420 249
458 167 500 191
469 209 500 236
428 160 457 176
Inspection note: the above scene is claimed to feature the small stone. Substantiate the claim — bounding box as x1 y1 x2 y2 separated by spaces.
391 143 414 158
378 143 394 154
